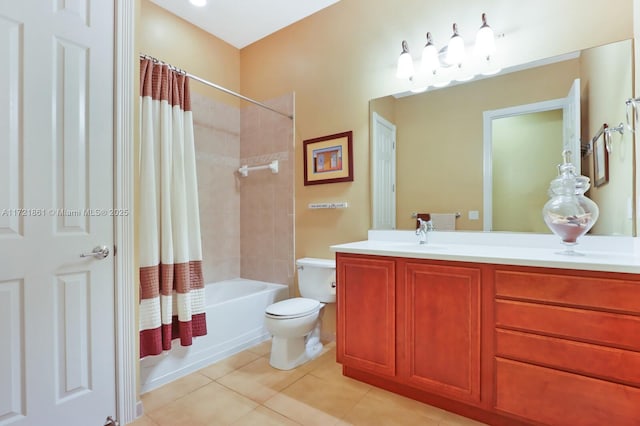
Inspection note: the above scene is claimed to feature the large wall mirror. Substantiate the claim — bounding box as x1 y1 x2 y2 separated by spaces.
370 39 635 236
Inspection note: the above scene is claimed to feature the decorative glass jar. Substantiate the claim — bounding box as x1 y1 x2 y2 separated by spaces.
542 150 599 255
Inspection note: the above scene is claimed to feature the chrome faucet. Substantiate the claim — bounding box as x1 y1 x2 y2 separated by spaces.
416 218 434 244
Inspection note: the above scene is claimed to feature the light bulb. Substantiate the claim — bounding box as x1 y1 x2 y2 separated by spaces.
446 23 465 65
420 33 439 74
474 13 496 58
396 40 415 79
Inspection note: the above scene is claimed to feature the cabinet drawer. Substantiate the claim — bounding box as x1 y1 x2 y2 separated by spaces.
494 269 640 314
495 358 640 426
496 329 640 386
496 299 640 351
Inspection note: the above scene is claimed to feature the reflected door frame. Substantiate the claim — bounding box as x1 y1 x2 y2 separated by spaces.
482 97 577 231
372 112 397 229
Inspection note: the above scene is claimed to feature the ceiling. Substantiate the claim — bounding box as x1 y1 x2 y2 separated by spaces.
149 0 340 49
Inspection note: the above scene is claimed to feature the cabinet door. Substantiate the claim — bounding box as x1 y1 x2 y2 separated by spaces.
402 262 481 403
337 254 396 377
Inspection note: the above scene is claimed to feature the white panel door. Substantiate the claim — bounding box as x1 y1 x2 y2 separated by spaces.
0 1 116 425
372 112 396 229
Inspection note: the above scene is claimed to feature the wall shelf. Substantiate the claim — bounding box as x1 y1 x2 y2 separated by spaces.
308 202 348 209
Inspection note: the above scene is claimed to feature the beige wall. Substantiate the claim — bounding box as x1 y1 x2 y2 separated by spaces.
138 0 240 103
580 40 635 236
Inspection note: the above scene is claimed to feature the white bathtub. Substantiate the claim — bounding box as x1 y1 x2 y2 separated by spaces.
140 278 289 393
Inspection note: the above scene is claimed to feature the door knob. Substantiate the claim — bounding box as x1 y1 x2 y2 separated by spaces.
104 416 120 426
80 245 110 259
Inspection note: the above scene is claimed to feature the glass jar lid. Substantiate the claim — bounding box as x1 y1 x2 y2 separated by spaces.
548 150 591 196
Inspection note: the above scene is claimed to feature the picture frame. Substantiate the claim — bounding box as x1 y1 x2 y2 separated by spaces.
593 130 609 187
303 131 354 185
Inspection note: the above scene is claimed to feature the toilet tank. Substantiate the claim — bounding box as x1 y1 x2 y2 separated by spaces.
296 257 336 303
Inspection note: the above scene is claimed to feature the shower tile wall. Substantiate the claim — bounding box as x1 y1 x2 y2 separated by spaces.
240 94 295 290
192 91 294 289
192 92 241 283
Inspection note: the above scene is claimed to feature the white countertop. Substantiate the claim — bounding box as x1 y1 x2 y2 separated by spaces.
330 230 640 274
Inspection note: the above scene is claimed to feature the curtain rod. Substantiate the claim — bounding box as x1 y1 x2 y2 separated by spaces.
140 53 294 120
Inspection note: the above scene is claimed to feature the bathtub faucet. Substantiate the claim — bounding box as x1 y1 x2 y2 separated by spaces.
416 218 434 244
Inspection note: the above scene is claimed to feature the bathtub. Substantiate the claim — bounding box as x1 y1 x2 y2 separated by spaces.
140 278 289 393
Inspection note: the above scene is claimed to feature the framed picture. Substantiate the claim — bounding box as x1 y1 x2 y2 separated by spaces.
593 130 609 187
303 131 353 185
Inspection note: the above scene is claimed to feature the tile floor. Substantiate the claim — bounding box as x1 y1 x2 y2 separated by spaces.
129 341 488 426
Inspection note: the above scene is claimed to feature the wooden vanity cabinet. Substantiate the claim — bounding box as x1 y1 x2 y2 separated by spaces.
336 252 640 426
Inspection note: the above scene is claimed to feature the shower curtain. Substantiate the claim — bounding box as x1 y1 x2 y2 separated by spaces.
138 58 207 358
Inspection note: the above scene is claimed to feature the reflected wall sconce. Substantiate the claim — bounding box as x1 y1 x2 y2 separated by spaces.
396 13 501 92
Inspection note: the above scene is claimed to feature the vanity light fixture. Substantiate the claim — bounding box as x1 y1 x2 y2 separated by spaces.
396 13 500 89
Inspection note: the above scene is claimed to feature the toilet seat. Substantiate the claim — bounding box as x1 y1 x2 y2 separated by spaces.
265 297 321 319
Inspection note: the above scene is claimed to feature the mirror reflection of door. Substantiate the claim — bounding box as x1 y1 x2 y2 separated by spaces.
372 112 397 229
484 79 580 232
492 110 561 232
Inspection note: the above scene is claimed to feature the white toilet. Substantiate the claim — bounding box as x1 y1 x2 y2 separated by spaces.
264 257 336 370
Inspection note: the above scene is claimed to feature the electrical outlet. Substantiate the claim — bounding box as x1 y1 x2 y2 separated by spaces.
469 210 480 220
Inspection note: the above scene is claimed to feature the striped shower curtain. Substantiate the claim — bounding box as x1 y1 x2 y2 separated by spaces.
138 58 207 358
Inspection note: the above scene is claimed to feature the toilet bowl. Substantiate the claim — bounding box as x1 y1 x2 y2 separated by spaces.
264 258 336 370
265 297 324 370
